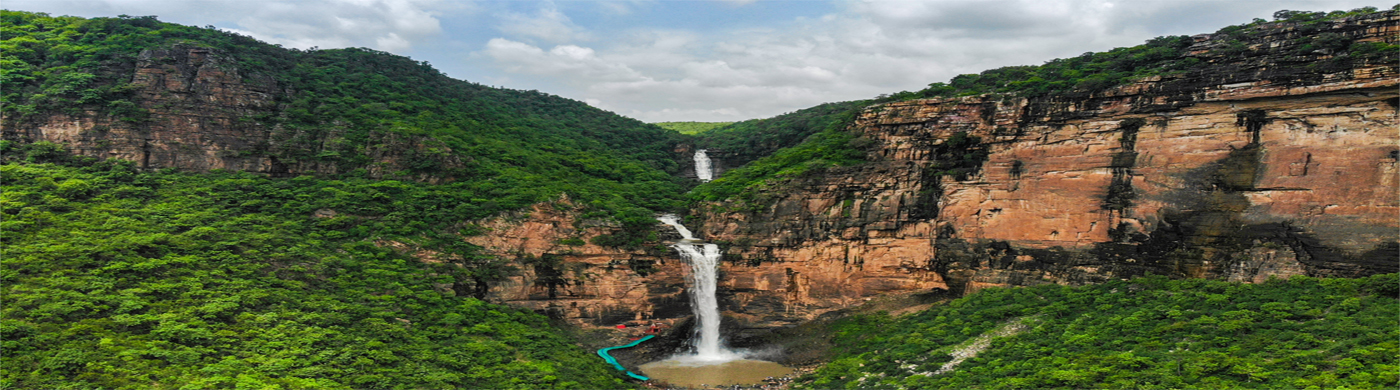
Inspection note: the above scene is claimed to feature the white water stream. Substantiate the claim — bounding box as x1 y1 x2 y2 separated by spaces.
642 215 795 386
694 150 714 182
656 214 738 362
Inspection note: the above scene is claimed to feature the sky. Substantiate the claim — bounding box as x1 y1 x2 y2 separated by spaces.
5 0 1391 122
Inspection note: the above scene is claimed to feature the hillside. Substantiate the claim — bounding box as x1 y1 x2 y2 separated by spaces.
653 121 733 135
1 6 1397 390
798 274 1399 389
0 10 694 389
0 11 690 219
686 6 1399 208
414 7 1399 359
0 160 634 389
687 101 872 203
678 7 1398 331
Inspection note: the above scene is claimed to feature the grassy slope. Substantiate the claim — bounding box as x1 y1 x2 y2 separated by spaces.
797 275 1399 389
653 121 735 135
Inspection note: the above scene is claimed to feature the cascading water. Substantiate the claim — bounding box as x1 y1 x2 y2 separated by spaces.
656 214 735 361
640 215 795 386
694 150 714 182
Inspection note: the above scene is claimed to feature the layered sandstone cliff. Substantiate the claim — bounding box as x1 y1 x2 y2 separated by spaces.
685 12 1399 327
7 13 1394 339
10 45 282 172
446 14 1398 335
456 197 697 333
2 44 465 181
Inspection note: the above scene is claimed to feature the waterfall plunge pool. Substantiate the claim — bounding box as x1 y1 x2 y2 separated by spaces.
649 215 795 387
639 359 794 388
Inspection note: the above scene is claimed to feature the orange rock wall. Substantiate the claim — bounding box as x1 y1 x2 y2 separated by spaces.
461 198 695 331
690 13 1399 326
3 44 463 181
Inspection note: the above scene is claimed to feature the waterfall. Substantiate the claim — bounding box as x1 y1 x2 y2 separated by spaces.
694 149 714 182
657 214 737 362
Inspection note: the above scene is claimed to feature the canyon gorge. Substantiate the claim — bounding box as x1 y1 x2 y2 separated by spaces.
5 10 1396 343
457 12 1400 339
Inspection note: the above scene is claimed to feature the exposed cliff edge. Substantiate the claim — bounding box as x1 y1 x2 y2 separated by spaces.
5 10 1395 341
460 197 689 329
683 12 1398 328
1 44 464 178
415 13 1398 336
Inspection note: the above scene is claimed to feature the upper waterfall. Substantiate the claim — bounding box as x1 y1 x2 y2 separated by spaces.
694 149 714 182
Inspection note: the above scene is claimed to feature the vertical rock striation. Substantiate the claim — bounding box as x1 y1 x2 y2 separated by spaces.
3 44 466 180
8 45 281 171
691 12 1399 327
458 197 695 332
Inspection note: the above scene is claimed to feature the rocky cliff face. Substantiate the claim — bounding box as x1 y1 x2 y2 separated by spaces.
674 143 733 183
688 13 1399 328
456 196 697 333
8 45 281 172
2 44 463 181
7 14 1394 340
438 14 1398 336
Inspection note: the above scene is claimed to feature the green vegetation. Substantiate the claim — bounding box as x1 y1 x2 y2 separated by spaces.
688 108 869 205
3 8 1396 389
911 34 1197 99
891 6 1397 100
0 10 691 389
685 101 873 206
653 121 734 135
0 159 635 389
798 275 1399 389
685 7 1397 208
693 101 869 167
0 10 689 223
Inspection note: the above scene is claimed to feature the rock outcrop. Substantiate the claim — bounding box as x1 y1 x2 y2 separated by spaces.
5 13 1394 339
2 44 465 181
690 12 1399 327
457 196 696 333
9 45 282 172
433 13 1398 334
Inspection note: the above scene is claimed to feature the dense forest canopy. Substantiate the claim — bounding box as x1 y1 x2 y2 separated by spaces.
797 275 1399 389
0 10 692 222
0 10 699 388
0 159 636 389
2 6 1396 390
899 6 1398 100
687 102 870 205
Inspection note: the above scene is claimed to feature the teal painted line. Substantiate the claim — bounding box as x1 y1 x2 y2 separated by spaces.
596 335 654 381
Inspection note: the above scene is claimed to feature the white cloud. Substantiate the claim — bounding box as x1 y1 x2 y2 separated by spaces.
12 0 1387 122
229 0 444 52
496 3 591 44
7 0 447 53
484 38 644 82
483 0 1387 122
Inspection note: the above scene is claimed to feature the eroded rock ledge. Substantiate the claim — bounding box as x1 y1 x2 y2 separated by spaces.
456 14 1398 333
689 13 1399 328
